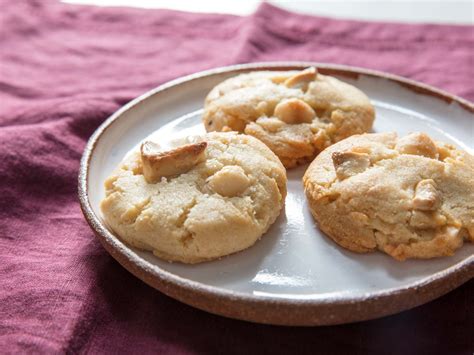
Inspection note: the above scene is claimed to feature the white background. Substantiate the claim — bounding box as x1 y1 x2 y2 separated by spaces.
63 0 473 24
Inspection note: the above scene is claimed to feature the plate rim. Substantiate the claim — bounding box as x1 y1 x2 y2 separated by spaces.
78 62 474 326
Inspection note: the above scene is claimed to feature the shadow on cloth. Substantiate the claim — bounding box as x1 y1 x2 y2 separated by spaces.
67 241 473 354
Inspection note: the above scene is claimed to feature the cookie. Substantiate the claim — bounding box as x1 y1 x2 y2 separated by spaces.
203 67 375 168
303 132 474 261
101 132 287 264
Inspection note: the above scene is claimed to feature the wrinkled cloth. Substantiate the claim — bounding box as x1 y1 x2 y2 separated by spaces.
0 1 472 353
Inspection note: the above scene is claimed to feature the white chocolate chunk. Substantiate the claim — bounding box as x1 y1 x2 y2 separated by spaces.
256 101 269 114
140 141 207 183
284 67 317 89
332 151 370 180
256 117 285 132
396 132 438 159
274 98 316 124
413 179 441 211
442 225 461 239
409 210 447 229
207 165 250 197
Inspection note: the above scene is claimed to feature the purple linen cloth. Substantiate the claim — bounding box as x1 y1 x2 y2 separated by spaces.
0 1 472 353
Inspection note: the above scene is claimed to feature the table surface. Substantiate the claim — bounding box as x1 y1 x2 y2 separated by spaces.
63 0 474 24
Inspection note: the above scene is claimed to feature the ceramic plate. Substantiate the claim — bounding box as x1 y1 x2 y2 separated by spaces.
79 63 473 326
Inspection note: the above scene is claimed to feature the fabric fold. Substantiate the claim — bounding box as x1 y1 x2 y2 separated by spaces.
0 1 472 353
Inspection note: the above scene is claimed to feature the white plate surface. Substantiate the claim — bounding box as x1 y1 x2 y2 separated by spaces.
82 63 473 323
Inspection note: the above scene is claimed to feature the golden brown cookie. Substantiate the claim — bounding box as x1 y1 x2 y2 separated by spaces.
203 67 375 168
101 132 287 264
303 132 474 261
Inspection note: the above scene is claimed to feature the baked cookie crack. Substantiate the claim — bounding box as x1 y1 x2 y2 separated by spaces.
175 198 198 229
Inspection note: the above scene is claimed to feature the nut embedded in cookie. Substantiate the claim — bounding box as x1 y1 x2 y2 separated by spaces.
207 165 251 197
395 132 438 158
331 150 370 180
140 140 207 183
284 67 317 90
274 98 316 124
412 179 441 211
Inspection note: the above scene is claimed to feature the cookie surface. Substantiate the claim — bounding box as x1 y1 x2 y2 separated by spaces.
303 132 474 261
203 68 375 168
101 132 287 264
